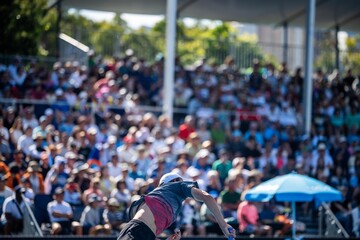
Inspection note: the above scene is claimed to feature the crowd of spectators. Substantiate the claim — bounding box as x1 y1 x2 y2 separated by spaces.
0 52 359 237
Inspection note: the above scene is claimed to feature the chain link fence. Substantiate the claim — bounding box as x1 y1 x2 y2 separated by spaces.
2 28 359 74
58 26 305 70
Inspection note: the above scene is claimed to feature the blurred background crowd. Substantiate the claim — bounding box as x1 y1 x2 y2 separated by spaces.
0 53 359 237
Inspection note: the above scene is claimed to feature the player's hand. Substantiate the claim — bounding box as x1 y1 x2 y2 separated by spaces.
221 224 236 239
166 228 181 240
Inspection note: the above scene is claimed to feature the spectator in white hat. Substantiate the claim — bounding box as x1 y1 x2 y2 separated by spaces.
311 142 334 177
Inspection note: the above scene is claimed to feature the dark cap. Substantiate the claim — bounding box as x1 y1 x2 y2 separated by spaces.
14 185 26 193
13 149 24 155
88 193 101 204
9 163 20 174
219 148 228 156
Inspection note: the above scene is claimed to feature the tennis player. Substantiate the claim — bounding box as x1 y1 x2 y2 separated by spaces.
117 172 235 240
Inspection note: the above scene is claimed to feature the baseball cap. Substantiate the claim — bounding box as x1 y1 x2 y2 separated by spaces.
45 108 54 116
87 127 98 135
108 135 117 144
88 193 101 204
65 151 77 160
195 149 210 159
159 172 182 185
55 88 64 96
318 143 327 150
39 115 47 123
187 167 201 178
0 173 8 181
14 185 26 193
108 197 120 207
54 187 64 195
54 156 67 166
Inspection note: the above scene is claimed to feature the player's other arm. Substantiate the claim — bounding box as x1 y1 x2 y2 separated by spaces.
191 187 235 238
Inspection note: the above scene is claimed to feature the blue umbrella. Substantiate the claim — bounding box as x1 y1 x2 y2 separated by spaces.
245 172 342 239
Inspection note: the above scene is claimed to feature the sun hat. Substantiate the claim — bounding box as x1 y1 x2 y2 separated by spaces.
54 187 64 195
187 167 201 178
159 172 183 185
108 197 120 207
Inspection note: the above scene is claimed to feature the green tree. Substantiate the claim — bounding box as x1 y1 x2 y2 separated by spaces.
204 23 233 64
39 7 58 56
343 34 360 73
177 21 209 65
0 0 47 55
61 11 98 47
122 28 160 61
314 31 336 72
200 23 264 68
151 19 187 53
91 21 123 57
148 20 265 67
0 3 269 69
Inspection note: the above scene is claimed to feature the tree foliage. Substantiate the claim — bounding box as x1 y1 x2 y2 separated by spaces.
344 35 360 73
2 4 270 68
314 31 360 73
314 31 336 72
122 28 160 60
0 0 47 55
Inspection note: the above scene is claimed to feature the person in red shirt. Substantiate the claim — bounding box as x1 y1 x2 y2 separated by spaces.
178 115 195 140
237 200 272 236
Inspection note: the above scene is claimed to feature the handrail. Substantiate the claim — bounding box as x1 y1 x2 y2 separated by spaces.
21 194 43 237
321 202 350 238
0 97 237 117
0 97 189 115
59 33 90 53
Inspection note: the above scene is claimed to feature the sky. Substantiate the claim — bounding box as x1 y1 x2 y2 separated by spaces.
70 9 217 30
72 9 164 29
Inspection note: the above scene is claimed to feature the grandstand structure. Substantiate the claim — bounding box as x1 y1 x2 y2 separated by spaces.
53 0 360 133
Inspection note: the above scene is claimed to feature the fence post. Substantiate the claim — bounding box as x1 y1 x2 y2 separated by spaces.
56 0 62 60
283 22 288 63
335 25 340 71
163 0 177 125
303 0 316 135
319 204 323 237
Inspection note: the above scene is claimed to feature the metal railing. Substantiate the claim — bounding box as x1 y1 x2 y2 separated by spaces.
59 33 90 64
21 194 43 237
319 203 350 238
0 97 256 127
58 26 360 73
0 98 188 115
0 54 56 69
59 26 305 69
